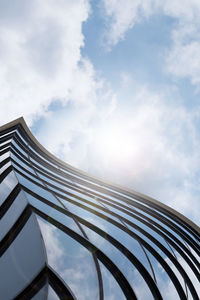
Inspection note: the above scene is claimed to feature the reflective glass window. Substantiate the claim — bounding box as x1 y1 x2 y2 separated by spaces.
28 157 66 182
11 140 28 157
0 151 10 163
15 131 28 146
55 196 154 299
0 129 16 138
145 250 180 299
11 152 35 175
0 171 18 205
0 161 11 175
81 224 154 300
0 215 46 300
31 284 48 300
0 191 27 241
37 217 99 300
99 261 126 300
28 145 59 170
47 286 59 300
14 167 45 186
0 139 12 147
25 192 81 234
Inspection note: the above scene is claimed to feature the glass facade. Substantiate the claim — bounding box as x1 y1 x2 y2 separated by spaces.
0 117 199 300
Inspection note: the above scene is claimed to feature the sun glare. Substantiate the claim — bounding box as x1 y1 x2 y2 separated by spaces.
95 125 134 163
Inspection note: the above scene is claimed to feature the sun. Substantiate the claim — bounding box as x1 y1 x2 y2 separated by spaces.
94 124 134 163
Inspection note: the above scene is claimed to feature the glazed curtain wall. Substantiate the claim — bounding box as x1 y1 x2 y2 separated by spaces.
0 120 199 300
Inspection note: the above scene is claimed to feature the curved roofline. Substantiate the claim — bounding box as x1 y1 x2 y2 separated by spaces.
1 117 199 234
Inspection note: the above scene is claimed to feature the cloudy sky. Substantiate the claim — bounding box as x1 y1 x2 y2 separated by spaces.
0 0 200 225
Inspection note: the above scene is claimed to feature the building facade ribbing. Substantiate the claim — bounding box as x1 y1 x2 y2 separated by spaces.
0 117 199 300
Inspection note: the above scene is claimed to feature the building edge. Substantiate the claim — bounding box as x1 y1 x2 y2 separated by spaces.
1 116 199 234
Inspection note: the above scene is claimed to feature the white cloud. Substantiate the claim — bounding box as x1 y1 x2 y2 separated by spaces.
0 0 94 126
102 0 200 89
120 71 133 87
1 0 199 226
166 23 200 89
102 0 157 48
36 81 200 225
102 0 200 46
35 83 117 170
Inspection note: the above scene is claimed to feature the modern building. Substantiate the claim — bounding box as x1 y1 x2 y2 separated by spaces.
0 117 199 300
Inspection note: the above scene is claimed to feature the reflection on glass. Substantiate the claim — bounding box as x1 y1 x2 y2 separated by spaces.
0 129 16 139
99 261 126 300
0 215 46 300
11 152 35 175
37 217 99 300
81 224 153 300
14 167 44 186
167 248 200 299
0 171 18 205
28 158 65 182
47 286 60 300
0 139 11 147
0 151 10 163
11 140 28 158
58 193 153 278
0 162 11 175
26 192 81 234
145 250 180 299
0 191 27 241
15 132 28 147
15 172 62 208
31 284 48 300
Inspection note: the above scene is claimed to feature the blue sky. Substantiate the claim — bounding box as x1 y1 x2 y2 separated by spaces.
0 0 200 225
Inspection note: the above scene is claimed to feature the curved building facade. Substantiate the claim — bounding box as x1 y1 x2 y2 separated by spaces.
0 117 199 300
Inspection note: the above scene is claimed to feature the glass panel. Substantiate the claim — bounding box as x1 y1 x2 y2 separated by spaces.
0 215 46 300
11 140 28 158
31 284 48 300
0 139 12 147
15 131 28 147
0 171 18 206
15 172 62 208
29 157 66 182
145 250 180 300
0 161 11 175
35 168 68 185
47 286 60 300
126 218 192 297
81 224 153 300
28 145 58 169
0 151 10 162
99 261 126 300
14 167 44 186
57 197 154 298
29 154 60 175
45 184 107 215
25 192 81 234
0 129 16 138
168 249 200 299
58 195 151 265
0 191 27 241
11 152 35 175
37 217 99 300
38 173 82 195
190 247 200 263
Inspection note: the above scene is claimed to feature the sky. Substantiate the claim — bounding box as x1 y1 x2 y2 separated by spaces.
0 0 200 225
